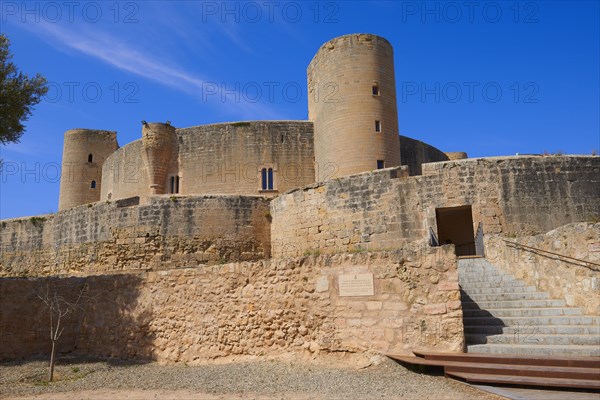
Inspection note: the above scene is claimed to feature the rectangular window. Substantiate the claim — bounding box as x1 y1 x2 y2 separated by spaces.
372 85 380 96
261 167 274 191
169 176 180 194
375 120 381 132
377 160 385 169
267 168 274 190
261 168 267 190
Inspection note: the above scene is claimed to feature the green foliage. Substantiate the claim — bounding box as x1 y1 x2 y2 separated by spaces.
29 216 46 225
0 34 48 145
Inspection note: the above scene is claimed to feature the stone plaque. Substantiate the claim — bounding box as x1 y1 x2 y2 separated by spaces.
338 273 374 297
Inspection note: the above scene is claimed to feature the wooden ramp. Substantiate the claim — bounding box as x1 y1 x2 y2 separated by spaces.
388 351 600 391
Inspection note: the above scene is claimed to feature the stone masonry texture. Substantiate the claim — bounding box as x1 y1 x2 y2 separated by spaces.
271 156 600 258
485 222 600 315
308 34 401 181
0 196 271 277
0 246 463 362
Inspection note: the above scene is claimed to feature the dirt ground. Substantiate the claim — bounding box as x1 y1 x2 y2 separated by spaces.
1 353 505 400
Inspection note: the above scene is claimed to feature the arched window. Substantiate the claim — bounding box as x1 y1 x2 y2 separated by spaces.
88 154 93 163
261 167 274 190
91 180 96 189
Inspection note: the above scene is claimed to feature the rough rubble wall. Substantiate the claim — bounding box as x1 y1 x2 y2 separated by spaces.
271 156 600 258
0 246 463 362
0 196 271 277
399 135 449 176
485 223 600 315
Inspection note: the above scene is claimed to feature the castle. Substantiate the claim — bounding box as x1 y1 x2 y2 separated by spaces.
58 34 452 211
1 34 598 366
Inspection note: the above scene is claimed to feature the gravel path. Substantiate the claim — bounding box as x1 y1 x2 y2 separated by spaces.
1 355 504 400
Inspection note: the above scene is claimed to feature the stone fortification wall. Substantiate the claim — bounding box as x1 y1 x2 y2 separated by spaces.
0 196 271 277
485 222 600 315
177 121 315 196
399 135 449 176
271 156 600 258
100 121 314 202
0 245 463 362
100 140 148 201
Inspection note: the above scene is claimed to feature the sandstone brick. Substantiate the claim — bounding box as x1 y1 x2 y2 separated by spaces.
424 303 447 315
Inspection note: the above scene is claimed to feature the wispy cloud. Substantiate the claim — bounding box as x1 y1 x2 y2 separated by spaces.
22 22 281 119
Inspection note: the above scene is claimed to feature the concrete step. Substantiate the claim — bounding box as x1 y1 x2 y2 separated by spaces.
462 315 600 326
459 276 525 285
461 299 567 309
460 286 537 295
467 343 600 357
464 292 550 302
464 324 600 336
466 333 600 346
463 307 583 318
458 271 502 277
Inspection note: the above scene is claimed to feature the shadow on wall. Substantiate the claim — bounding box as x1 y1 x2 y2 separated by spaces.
0 274 154 362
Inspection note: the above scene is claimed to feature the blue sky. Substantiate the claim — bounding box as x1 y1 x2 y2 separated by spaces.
1 0 599 219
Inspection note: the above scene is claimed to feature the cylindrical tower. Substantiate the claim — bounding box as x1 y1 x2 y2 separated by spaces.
58 129 118 211
308 33 401 181
141 122 176 195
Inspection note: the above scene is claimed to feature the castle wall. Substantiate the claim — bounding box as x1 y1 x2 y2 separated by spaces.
0 247 463 362
100 121 314 202
485 222 600 315
177 121 314 196
58 129 118 211
308 34 401 181
399 135 449 176
0 196 271 277
100 140 149 201
271 156 600 258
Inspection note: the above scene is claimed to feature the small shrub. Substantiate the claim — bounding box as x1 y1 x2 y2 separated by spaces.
29 216 46 225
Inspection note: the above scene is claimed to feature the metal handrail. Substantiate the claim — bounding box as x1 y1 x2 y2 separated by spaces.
501 238 600 271
475 222 485 257
429 227 439 247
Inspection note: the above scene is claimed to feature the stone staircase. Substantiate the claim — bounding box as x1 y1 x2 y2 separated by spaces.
458 258 600 357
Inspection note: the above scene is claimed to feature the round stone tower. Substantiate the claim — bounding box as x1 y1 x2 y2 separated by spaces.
58 129 118 211
308 33 401 181
141 122 177 195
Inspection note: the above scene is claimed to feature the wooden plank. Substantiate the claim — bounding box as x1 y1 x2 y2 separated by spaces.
410 351 600 369
445 364 599 381
445 371 600 390
388 355 600 380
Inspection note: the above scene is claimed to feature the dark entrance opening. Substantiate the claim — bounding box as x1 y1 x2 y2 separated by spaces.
436 205 476 256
